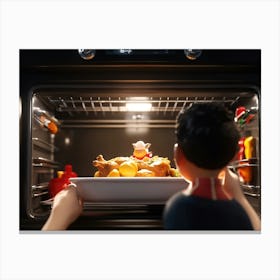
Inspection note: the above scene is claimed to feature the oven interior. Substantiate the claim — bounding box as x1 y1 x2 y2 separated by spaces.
28 87 260 227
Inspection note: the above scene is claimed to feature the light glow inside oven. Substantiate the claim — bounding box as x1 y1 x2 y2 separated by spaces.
125 102 152 112
64 137 71 145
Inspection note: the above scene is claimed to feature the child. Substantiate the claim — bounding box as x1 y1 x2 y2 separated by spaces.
163 103 260 230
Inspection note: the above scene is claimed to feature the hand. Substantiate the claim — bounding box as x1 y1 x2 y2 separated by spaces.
42 184 83 230
223 168 245 200
222 168 261 230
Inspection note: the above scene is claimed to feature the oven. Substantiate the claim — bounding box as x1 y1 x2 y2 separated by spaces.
20 49 261 230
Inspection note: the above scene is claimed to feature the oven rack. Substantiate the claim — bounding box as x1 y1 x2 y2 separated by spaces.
31 182 50 198
228 158 260 197
32 191 49 198
42 95 241 116
32 182 49 191
39 200 164 216
32 157 61 169
32 138 59 152
241 184 260 197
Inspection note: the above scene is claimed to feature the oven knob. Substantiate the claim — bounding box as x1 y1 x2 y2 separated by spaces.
184 49 202 60
78 49 96 60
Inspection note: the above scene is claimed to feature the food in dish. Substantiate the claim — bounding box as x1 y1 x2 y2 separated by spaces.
92 155 180 177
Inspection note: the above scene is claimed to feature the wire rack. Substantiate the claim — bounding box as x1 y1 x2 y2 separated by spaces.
44 95 241 117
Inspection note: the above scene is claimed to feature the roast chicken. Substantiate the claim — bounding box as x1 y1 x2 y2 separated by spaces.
92 154 179 177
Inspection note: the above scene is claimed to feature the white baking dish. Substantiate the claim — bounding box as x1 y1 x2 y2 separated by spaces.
70 177 188 203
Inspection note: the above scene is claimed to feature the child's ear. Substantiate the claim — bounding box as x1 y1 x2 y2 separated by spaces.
174 143 178 154
174 144 192 181
174 144 186 164
173 143 180 163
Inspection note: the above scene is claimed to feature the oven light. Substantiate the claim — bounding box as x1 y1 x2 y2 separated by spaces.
126 102 152 112
65 137 71 145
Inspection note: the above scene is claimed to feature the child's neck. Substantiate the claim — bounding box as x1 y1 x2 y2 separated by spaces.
183 177 232 200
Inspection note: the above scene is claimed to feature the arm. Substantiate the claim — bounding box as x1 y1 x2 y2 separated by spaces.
42 185 83 231
223 168 261 231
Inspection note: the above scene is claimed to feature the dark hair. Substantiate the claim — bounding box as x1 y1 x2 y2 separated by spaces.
176 102 240 170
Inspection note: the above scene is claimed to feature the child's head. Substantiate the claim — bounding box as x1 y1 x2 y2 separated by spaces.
175 102 240 172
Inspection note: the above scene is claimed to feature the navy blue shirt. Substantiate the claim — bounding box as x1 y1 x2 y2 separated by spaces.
163 192 253 230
